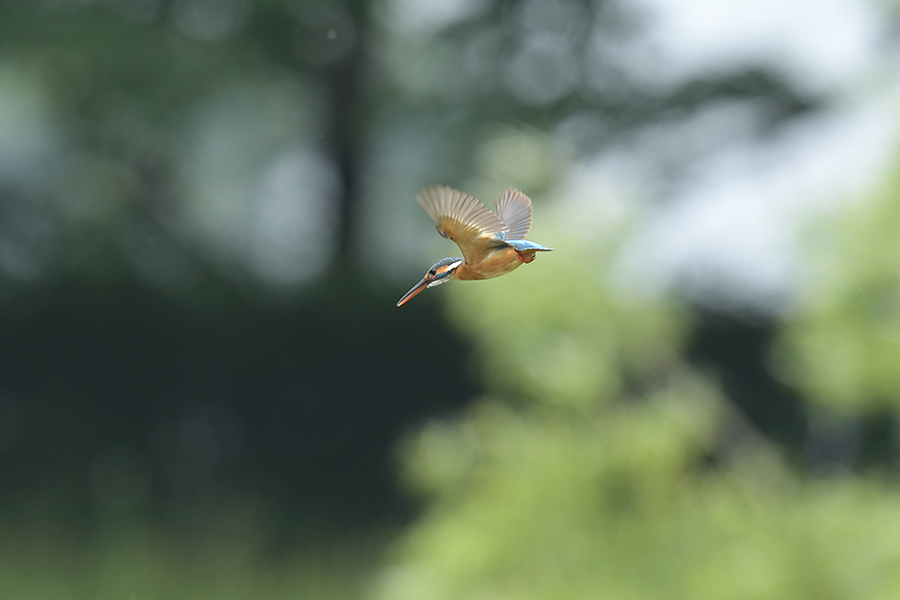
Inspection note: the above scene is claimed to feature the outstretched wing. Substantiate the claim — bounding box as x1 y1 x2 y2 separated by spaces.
494 189 533 240
416 186 506 261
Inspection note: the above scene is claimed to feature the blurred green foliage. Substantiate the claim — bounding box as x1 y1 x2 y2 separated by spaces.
777 165 900 414
0 522 380 600
379 220 900 599
447 235 687 409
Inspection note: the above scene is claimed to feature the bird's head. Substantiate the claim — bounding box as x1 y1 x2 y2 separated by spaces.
396 257 463 307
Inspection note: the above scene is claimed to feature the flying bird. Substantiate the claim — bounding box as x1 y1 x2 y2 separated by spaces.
397 185 553 306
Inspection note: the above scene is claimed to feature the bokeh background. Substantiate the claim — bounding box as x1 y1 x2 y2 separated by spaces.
2 0 900 598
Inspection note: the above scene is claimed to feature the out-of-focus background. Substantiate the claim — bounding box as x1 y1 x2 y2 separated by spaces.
2 0 900 597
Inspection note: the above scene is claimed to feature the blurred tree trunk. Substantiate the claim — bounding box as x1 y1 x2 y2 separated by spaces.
324 1 370 272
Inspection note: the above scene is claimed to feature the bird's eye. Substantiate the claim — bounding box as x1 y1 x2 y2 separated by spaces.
428 269 437 276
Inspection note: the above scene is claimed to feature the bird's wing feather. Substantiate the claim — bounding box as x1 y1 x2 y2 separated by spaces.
494 189 533 240
416 186 506 261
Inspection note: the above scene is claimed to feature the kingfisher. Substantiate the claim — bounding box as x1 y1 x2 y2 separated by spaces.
397 185 553 306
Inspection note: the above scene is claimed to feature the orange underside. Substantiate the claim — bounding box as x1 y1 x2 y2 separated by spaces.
456 247 536 280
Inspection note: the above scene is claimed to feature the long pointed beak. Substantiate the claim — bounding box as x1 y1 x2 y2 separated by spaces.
396 277 430 307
